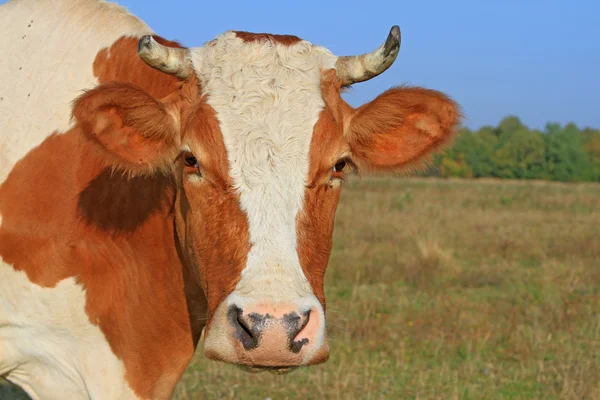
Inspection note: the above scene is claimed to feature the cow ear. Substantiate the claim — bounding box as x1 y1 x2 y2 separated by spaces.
72 82 180 176
347 86 461 171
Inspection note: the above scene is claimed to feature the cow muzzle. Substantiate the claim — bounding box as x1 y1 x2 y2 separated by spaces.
203 296 329 369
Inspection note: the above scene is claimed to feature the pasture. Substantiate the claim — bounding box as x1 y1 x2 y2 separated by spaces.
2 177 599 399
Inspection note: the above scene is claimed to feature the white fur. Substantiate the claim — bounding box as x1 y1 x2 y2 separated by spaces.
192 32 337 358
0 265 141 400
0 0 152 397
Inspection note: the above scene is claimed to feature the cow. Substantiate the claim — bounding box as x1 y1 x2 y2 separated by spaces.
0 0 461 398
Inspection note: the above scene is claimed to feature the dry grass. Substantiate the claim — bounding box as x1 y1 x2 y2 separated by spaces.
2 177 599 399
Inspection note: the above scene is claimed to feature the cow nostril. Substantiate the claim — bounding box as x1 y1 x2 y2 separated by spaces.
289 309 311 353
237 313 253 339
228 305 260 350
296 310 311 337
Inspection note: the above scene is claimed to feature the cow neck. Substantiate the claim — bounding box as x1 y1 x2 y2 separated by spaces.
0 35 205 399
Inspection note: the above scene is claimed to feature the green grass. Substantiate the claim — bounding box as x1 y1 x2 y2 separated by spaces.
3 177 600 399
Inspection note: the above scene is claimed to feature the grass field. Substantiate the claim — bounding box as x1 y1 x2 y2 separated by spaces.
2 177 599 399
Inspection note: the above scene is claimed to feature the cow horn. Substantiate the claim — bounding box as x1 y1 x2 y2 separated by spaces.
335 25 401 86
137 35 193 79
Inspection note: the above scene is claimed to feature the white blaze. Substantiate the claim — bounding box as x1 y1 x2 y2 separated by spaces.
191 33 336 306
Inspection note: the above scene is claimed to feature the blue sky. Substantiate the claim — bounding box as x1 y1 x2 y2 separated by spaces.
4 0 599 130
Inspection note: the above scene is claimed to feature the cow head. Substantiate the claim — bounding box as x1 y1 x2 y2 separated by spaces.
72 27 460 370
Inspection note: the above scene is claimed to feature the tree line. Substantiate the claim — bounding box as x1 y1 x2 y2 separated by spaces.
416 116 600 182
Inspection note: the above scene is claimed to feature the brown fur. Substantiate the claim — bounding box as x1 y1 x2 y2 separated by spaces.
233 31 302 46
175 99 251 322
297 103 347 306
0 130 195 399
72 82 181 176
93 36 183 98
347 86 462 171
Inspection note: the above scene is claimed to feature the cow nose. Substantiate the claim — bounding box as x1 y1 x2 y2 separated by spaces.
204 298 329 368
229 305 312 352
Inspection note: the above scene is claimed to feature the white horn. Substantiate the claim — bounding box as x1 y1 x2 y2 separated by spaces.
335 25 401 85
137 35 193 80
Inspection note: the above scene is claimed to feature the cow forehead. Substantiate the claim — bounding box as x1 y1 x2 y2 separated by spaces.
189 33 338 182
189 30 337 204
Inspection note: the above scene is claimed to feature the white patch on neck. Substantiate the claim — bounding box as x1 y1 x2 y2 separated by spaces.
190 33 336 302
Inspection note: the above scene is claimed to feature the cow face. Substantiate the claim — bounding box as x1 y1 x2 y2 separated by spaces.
72 28 461 370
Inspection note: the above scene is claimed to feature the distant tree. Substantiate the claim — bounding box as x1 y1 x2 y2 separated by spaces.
477 125 496 138
436 128 474 178
496 115 525 137
440 154 473 178
524 130 547 179
415 117 599 182
461 127 498 177
491 129 518 179
582 128 600 181
492 129 546 179
545 122 562 135
544 123 593 181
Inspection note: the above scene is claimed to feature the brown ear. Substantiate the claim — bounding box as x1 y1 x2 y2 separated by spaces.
347 86 462 171
72 82 180 176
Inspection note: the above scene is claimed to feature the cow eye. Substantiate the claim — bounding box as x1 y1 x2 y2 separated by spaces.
184 155 199 168
330 158 349 183
182 153 202 177
333 160 346 173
